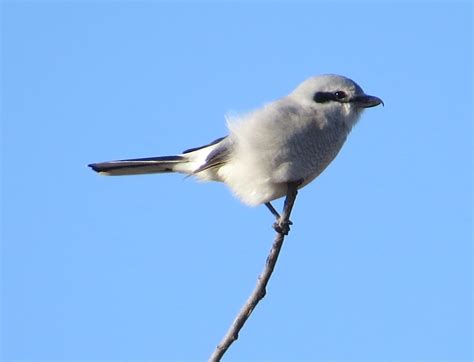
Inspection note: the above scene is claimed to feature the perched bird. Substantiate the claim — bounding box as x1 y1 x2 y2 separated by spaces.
89 74 382 227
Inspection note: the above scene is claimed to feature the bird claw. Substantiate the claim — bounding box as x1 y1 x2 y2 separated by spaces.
273 219 293 235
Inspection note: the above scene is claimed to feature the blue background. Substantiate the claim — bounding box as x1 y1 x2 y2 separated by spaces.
2 1 472 361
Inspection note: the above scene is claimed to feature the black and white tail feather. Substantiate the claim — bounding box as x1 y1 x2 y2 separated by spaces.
88 136 228 178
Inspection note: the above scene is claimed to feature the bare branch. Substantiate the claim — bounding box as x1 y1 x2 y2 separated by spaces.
209 182 299 361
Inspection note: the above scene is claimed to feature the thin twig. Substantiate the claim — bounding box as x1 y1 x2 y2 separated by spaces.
209 183 299 361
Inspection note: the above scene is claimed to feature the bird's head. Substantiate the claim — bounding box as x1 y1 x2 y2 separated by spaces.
289 74 383 127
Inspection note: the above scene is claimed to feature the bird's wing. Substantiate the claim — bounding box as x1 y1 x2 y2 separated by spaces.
192 137 232 174
182 136 227 154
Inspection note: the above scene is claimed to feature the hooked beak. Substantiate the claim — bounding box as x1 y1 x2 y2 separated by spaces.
351 94 384 108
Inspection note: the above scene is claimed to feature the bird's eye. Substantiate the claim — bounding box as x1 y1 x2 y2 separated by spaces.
313 91 347 104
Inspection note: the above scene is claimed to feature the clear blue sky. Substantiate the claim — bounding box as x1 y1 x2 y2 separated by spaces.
2 1 472 361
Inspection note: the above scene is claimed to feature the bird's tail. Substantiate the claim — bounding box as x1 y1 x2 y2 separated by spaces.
88 155 194 176
88 136 227 177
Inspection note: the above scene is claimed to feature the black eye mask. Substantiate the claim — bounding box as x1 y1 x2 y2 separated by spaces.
312 91 348 103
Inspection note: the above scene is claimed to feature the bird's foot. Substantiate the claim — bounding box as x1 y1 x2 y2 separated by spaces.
273 219 293 235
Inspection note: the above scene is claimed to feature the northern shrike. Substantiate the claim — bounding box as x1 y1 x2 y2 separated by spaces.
89 74 382 229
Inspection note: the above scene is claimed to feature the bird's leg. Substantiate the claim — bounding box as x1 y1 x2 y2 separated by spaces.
266 201 294 232
265 202 281 220
272 181 300 235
